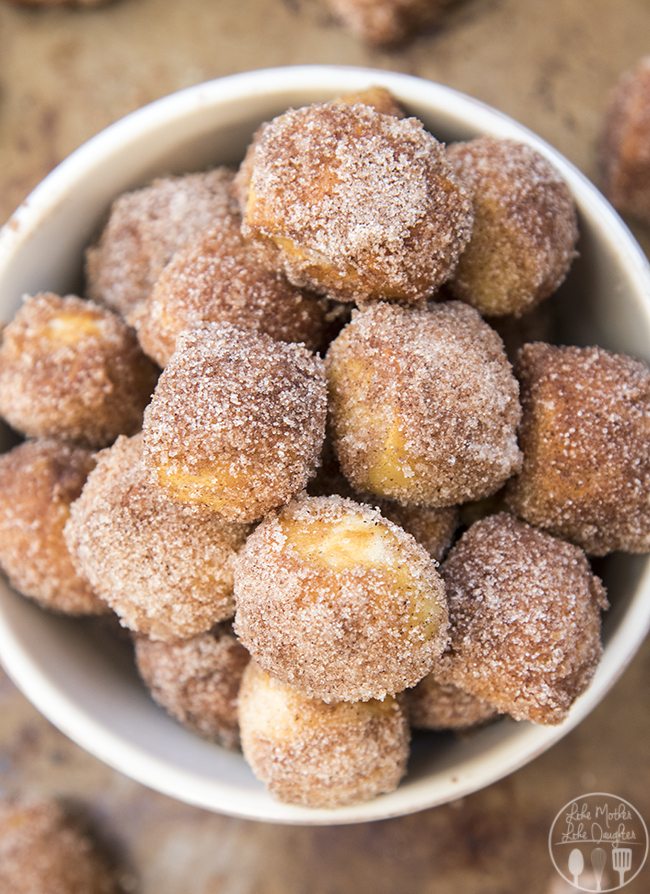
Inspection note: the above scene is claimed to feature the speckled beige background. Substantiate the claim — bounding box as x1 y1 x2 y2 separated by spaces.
0 1 649 892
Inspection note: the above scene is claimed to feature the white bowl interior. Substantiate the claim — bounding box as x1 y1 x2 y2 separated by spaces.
0 66 649 825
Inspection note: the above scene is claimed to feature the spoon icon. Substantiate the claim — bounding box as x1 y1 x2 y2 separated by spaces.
591 847 607 892
568 848 584 887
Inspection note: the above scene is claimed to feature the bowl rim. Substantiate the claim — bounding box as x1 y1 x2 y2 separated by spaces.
0 64 649 826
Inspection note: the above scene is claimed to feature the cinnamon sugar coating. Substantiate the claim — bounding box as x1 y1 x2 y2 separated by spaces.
66 435 249 641
0 439 106 616
0 293 157 448
142 323 327 522
507 343 650 556
407 674 498 731
239 663 410 808
448 138 578 317
234 495 448 703
235 101 473 305
326 0 449 46
86 168 236 322
601 56 650 225
441 513 607 725
135 623 249 748
0 799 122 894
138 200 331 366
326 302 522 507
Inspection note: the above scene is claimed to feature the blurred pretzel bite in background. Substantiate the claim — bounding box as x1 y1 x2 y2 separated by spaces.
326 0 454 47
601 55 650 226
0 798 125 894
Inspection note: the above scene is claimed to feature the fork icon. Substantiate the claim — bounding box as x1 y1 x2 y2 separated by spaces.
612 845 632 887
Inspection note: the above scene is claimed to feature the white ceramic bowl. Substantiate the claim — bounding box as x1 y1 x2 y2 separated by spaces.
0 66 649 826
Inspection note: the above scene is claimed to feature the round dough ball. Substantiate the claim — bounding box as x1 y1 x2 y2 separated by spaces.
234 495 448 702
0 799 121 894
0 292 157 448
142 323 326 522
239 663 410 808
66 434 249 641
235 101 472 305
407 674 498 731
137 212 331 366
601 56 650 225
507 342 650 555
447 137 578 317
326 0 449 46
135 623 249 748
0 439 105 615
441 513 607 725
326 301 522 507
86 168 236 322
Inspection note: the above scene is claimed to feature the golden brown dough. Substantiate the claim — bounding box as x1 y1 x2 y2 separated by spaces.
239 663 410 808
0 439 105 615
0 292 157 448
142 323 327 522
448 138 578 317
234 495 448 703
235 101 472 305
86 169 236 322
135 623 249 748
326 302 522 507
507 342 650 555
336 86 405 116
66 434 249 641
441 513 607 724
